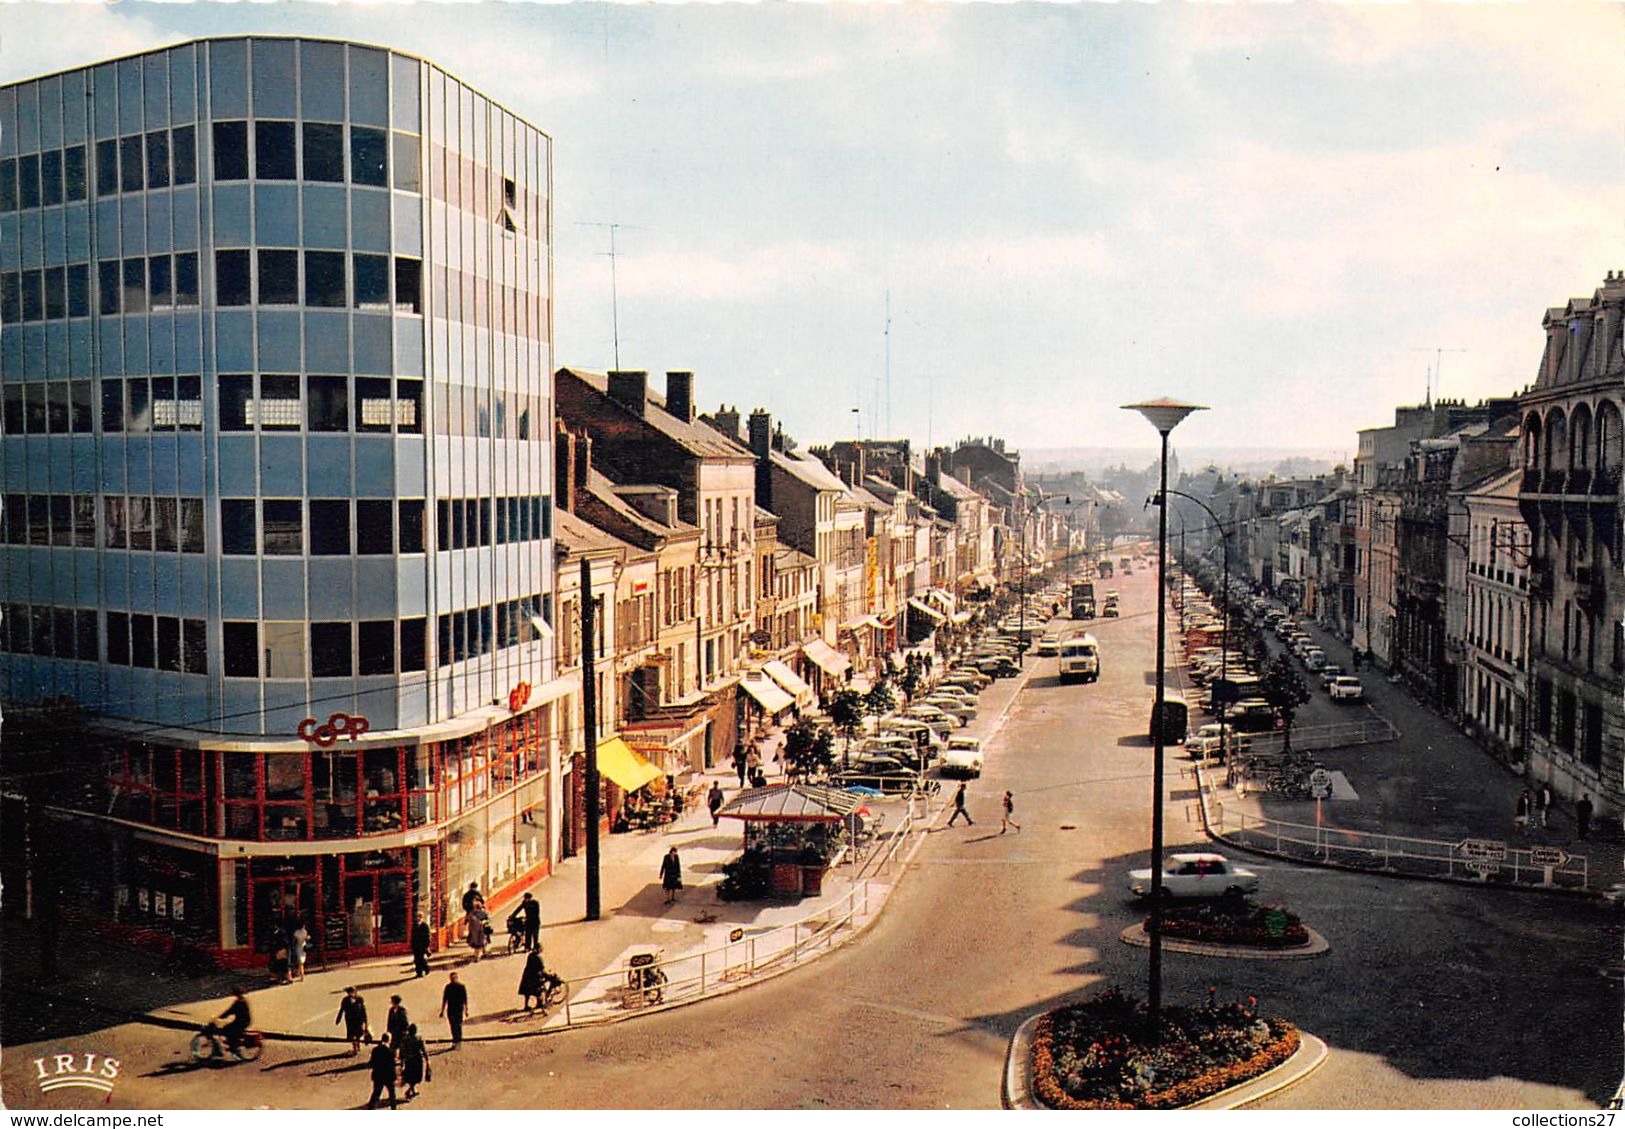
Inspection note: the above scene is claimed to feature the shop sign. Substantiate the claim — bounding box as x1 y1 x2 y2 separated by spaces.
297 712 371 747
508 681 533 712
31 1053 121 1099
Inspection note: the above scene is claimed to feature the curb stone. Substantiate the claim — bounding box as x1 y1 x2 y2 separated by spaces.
1118 921 1330 960
1004 1013 1329 1110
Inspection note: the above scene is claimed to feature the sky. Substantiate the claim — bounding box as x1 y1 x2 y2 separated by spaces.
5 2 1623 458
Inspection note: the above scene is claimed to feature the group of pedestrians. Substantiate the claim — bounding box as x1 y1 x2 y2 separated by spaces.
1515 782 1594 840
944 781 1022 834
266 915 310 985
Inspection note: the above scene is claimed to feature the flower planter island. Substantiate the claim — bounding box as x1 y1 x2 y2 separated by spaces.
1029 989 1302 1110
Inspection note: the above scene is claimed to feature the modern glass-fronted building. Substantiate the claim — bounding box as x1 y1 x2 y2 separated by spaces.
0 37 558 965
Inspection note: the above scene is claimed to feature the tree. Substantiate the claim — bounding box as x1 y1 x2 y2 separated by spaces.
864 679 897 718
828 689 866 764
1259 654 1311 756
782 719 834 781
899 663 923 704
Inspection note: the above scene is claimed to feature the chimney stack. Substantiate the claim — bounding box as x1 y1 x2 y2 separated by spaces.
714 404 741 440
606 370 648 417
666 371 695 423
574 432 592 505
747 409 772 460
554 421 577 514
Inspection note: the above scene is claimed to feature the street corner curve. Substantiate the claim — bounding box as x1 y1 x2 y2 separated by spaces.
1002 1013 1045 1110
1118 921 1331 960
1003 1014 1329 1111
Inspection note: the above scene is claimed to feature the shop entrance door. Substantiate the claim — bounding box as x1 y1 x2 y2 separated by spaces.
249 875 317 953
338 867 411 952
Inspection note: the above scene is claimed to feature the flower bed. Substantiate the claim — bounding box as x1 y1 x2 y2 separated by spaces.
1148 900 1310 948
1031 988 1299 1109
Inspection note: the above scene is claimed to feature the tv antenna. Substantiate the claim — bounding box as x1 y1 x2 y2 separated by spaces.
576 221 649 371
884 290 892 439
1410 346 1467 408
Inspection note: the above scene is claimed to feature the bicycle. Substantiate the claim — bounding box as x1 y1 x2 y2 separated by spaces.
190 1023 264 1064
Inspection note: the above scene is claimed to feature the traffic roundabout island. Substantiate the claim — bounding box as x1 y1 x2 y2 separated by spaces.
1119 900 1331 960
1004 988 1329 1110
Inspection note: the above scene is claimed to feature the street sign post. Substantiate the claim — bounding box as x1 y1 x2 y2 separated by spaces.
1308 768 1333 799
1458 838 1507 880
1530 845 1570 886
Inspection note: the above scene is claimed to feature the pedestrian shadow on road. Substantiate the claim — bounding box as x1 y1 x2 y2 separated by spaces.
958 832 1006 844
309 1058 373 1078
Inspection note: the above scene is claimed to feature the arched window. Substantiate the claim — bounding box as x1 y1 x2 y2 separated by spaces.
1522 412 1543 470
1596 400 1622 482
1569 402 1592 470
1545 409 1567 472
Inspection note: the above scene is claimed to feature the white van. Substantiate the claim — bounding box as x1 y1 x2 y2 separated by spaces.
1058 633 1101 684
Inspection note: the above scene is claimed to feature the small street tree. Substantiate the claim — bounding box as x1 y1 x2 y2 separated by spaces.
828 689 866 764
898 663 923 704
1259 654 1311 756
782 718 834 782
864 679 897 718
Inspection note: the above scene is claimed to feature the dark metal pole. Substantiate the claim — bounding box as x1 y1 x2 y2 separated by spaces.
581 557 601 921
1149 428 1170 1034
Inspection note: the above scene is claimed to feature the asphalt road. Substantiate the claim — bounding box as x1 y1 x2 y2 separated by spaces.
12 563 1619 1109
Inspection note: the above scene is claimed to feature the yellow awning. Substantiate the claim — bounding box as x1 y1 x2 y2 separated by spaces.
596 738 663 792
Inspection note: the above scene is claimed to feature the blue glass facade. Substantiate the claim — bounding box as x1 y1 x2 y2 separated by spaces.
0 39 558 961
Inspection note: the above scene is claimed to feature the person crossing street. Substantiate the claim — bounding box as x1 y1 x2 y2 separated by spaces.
1000 791 1021 834
947 781 974 827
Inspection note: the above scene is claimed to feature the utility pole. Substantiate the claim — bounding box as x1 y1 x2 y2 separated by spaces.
581 557 601 921
884 290 892 439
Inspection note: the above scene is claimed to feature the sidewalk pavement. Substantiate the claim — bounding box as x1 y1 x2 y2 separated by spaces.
7 646 1033 1049
1193 617 1624 892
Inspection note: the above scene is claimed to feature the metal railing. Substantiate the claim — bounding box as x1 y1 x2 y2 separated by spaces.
1222 717 1399 756
534 793 932 1033
1196 777 1592 891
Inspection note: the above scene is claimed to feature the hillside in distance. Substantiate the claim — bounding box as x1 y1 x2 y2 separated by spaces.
1026 445 1349 478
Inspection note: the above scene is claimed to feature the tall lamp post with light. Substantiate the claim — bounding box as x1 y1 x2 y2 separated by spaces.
1123 397 1206 1036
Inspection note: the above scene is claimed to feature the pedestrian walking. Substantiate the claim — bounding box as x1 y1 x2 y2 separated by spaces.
398 1024 428 1100
365 1033 398 1109
1576 794 1594 841
439 972 469 1046
1537 782 1554 829
268 924 291 984
518 949 546 1011
289 919 309 981
660 846 683 905
707 781 725 827
411 918 432 978
336 986 369 1055
465 909 488 961
947 781 974 827
385 994 410 1046
733 746 748 787
747 748 762 784
1000 791 1021 834
519 892 541 952
461 882 484 915
1514 788 1532 835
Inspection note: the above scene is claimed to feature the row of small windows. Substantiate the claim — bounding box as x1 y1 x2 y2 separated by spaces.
0 603 208 675
211 121 413 191
0 604 102 663
2 376 541 440
222 618 428 679
220 498 426 557
219 375 422 434
434 496 552 552
2 254 200 326
94 129 199 197
437 594 547 668
215 250 420 313
0 145 91 211
0 493 204 553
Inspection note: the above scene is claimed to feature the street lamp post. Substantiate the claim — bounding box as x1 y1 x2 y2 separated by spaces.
1159 489 1233 764
1124 398 1207 1037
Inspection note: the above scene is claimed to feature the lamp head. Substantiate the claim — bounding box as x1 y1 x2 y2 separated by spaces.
1123 397 1207 435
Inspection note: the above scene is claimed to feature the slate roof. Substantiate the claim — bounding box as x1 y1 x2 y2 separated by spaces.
558 368 753 461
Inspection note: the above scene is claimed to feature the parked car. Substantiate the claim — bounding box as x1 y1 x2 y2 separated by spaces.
1186 723 1229 759
939 736 984 778
832 756 921 794
1102 602 1120 618
1127 853 1259 899
1035 634 1061 656
1319 664 1344 689
922 697 976 725
978 656 1020 679
904 706 956 739
1302 648 1326 672
1329 676 1365 701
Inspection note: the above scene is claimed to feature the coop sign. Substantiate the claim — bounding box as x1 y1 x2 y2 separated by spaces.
297 711 371 747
